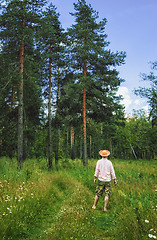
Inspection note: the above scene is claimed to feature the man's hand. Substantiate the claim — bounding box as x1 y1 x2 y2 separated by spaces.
94 178 97 184
114 179 117 186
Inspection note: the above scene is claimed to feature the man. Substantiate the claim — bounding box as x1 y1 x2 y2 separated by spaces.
92 149 117 212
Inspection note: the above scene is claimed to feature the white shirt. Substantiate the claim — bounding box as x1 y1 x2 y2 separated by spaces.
94 157 116 182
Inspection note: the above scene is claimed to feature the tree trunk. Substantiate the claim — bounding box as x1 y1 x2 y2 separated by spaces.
55 68 60 165
89 135 92 159
55 129 59 165
71 126 75 160
83 37 88 166
101 122 103 135
11 89 15 112
110 137 113 158
83 85 87 165
18 20 24 167
48 50 52 169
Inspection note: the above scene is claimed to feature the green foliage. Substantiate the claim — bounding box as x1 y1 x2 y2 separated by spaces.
0 157 156 240
0 0 156 163
66 0 126 123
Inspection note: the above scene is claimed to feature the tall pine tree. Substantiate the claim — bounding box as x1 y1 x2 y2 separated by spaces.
38 3 65 168
0 0 47 165
67 0 126 165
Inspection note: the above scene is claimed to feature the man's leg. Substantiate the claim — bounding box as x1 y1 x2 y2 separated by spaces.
104 196 109 211
92 195 99 209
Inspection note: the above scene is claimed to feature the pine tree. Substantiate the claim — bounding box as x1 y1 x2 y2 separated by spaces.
67 0 126 165
0 0 47 165
38 3 65 168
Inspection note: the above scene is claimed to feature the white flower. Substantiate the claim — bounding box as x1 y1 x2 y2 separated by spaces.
148 234 157 239
145 220 149 223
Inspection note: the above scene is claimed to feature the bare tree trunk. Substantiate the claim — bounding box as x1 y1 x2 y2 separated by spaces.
101 122 103 135
18 20 24 168
55 69 61 165
48 49 52 169
11 89 15 112
71 126 75 160
82 37 88 166
0 124 3 154
89 135 92 159
83 86 87 165
110 137 113 158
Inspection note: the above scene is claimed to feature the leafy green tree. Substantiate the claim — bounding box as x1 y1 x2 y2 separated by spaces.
113 111 154 160
66 0 126 165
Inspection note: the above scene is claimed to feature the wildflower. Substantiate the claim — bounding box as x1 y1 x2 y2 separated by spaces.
148 234 156 239
145 220 149 223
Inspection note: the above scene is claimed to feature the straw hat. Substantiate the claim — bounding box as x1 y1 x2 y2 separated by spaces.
99 150 110 157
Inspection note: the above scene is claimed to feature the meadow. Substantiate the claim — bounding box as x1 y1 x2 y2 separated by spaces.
0 157 156 240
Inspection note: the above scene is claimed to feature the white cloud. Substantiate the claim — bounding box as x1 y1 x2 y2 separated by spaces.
117 86 150 115
134 99 140 105
142 104 149 116
117 87 132 111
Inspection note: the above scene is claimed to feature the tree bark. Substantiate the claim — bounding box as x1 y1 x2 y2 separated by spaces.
89 135 92 159
18 19 24 167
48 48 52 169
83 61 88 165
71 126 75 160
110 137 113 158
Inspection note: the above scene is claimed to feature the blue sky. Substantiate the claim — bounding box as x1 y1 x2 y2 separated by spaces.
49 0 157 115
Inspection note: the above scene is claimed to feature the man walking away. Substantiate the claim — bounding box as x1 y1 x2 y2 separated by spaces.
92 150 117 212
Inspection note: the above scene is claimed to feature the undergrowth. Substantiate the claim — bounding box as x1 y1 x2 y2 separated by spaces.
0 157 156 239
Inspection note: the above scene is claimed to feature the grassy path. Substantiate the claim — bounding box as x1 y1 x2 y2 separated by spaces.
0 158 157 239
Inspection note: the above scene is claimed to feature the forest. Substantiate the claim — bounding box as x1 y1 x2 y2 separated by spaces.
0 0 157 168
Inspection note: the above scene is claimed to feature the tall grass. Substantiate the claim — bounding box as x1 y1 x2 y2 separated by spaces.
0 157 156 239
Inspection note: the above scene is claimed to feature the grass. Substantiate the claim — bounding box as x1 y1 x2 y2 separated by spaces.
0 157 156 240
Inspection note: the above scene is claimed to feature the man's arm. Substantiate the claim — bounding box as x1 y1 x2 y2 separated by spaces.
110 162 117 185
114 179 117 186
94 176 97 184
94 161 99 183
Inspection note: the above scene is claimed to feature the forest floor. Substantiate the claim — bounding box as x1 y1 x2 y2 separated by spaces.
0 157 157 240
